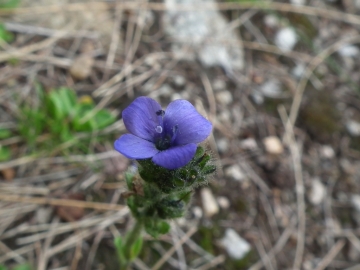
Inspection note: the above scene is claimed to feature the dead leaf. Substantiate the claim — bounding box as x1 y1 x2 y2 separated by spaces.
55 193 85 222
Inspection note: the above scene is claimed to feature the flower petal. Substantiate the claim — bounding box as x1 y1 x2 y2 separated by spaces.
163 100 212 145
122 97 162 141
114 134 159 159
152 143 197 169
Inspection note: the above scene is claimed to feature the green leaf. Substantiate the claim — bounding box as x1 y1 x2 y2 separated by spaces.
46 87 76 120
13 264 32 270
71 103 95 132
0 129 11 139
129 237 143 260
72 103 115 132
0 24 13 42
0 0 21 9
114 237 127 265
93 110 116 130
0 146 11 161
157 221 170 235
0 264 8 270
125 172 134 190
144 219 170 238
18 108 46 145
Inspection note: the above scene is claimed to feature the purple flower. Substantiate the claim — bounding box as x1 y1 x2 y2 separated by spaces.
114 97 212 170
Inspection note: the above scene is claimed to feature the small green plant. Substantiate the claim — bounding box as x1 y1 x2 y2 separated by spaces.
0 263 32 270
18 86 116 153
0 128 12 161
0 0 21 43
0 24 13 43
0 0 21 9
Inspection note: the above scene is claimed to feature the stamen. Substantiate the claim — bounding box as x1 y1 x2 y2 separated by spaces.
156 110 165 116
156 109 165 127
155 125 163 133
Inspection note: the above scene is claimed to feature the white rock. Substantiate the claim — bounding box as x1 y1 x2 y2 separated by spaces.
275 27 298 52
240 138 258 150
251 90 264 105
201 188 219 217
35 207 52 224
164 0 244 72
320 145 335 159
213 79 226 91
220 228 251 260
217 196 230 209
217 138 229 153
215 90 233 105
263 15 279 28
351 195 360 213
263 136 284 155
346 120 360 136
171 93 182 101
192 206 203 219
339 45 359 57
157 84 173 97
292 63 306 78
290 0 306 5
218 110 231 122
308 178 326 205
172 75 186 87
225 164 245 181
259 79 282 98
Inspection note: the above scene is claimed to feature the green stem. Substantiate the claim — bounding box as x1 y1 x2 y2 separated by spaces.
120 219 143 270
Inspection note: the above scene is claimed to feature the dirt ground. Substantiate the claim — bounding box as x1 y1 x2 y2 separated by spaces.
1 1 360 269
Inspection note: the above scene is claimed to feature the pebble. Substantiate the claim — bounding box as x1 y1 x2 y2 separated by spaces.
217 138 229 153
240 138 258 150
263 136 284 155
351 194 360 225
292 63 306 78
215 90 233 105
157 84 173 97
274 27 298 52
263 14 279 28
251 90 264 105
201 187 219 217
290 0 306 5
172 75 186 88
35 207 53 224
320 145 335 159
351 194 360 213
259 79 282 98
308 178 326 205
217 196 230 209
192 206 203 219
225 164 246 181
213 79 226 91
69 55 93 80
346 120 360 136
220 228 251 260
339 45 359 57
218 110 231 122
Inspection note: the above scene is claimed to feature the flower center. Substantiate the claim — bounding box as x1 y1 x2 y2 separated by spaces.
155 124 179 151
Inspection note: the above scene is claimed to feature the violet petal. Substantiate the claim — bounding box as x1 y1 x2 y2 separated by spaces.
163 100 212 146
122 97 162 142
152 143 197 169
114 134 159 159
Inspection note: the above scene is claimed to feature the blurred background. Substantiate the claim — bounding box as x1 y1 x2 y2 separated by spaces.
1 0 360 269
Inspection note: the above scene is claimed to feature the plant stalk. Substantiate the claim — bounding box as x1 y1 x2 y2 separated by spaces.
120 219 143 270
